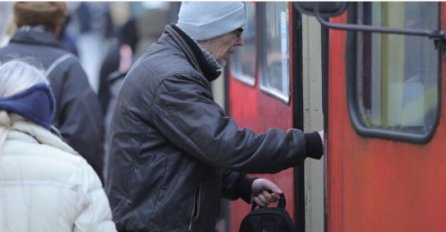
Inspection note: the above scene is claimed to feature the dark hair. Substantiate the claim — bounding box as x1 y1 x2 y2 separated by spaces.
117 18 140 51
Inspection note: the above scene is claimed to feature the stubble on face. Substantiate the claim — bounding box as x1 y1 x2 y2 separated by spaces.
199 30 242 67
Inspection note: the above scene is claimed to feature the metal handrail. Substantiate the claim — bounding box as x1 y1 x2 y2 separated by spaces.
312 2 445 40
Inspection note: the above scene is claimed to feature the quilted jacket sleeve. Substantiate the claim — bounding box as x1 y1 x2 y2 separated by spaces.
73 160 116 232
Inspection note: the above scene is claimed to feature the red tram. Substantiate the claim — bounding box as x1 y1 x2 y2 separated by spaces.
226 2 446 232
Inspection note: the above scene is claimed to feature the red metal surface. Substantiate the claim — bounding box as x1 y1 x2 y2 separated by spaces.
327 5 446 232
228 75 296 232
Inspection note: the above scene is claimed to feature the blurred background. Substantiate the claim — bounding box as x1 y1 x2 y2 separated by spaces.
0 1 181 92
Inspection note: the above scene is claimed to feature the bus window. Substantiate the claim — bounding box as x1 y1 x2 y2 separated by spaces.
231 2 256 86
351 2 439 141
259 2 290 102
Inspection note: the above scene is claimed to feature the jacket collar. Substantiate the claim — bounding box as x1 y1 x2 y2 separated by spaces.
5 114 77 155
165 25 221 81
10 26 62 49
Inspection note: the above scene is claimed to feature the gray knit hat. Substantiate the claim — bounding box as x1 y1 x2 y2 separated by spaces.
176 2 246 41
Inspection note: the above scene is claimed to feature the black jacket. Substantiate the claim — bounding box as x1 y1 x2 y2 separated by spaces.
105 25 323 232
0 29 104 178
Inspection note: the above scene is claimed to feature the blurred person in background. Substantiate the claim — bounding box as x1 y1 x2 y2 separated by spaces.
97 18 140 178
0 2 104 180
105 2 324 231
0 60 116 232
98 18 139 113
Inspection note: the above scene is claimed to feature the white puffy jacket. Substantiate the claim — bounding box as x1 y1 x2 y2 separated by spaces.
0 117 116 232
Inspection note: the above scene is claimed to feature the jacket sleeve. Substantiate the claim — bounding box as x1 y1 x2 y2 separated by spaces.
73 160 117 232
151 74 323 174
54 60 104 178
221 170 255 203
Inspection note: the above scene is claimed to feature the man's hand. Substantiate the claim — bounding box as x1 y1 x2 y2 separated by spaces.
251 178 282 207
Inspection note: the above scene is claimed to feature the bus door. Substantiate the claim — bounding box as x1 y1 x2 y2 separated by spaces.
298 2 446 232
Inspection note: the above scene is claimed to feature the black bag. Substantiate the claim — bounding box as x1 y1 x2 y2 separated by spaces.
239 194 296 232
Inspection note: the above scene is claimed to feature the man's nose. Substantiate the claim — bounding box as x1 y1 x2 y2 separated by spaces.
235 37 244 46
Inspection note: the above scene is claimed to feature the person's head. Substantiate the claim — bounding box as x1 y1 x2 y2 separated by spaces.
176 2 246 66
118 18 140 52
0 60 55 136
13 2 68 36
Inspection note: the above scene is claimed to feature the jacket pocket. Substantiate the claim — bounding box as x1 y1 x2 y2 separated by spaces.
188 183 201 231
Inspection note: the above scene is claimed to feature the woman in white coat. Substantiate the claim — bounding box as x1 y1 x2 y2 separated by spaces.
0 60 116 232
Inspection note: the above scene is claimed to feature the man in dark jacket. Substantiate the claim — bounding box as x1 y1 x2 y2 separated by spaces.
0 2 104 179
105 2 324 231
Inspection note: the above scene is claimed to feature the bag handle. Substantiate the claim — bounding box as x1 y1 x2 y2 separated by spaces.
251 193 286 211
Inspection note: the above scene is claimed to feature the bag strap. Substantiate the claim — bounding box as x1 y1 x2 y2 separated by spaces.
251 193 286 210
45 53 74 77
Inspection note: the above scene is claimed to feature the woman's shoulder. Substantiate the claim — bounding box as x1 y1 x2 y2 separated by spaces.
2 120 90 183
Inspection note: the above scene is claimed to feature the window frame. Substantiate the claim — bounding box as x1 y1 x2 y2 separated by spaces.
347 2 442 144
258 2 292 103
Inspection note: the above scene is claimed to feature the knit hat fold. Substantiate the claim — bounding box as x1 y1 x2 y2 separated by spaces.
0 84 55 129
176 2 246 41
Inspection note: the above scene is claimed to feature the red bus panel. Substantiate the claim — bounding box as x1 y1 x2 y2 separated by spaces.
327 3 446 232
